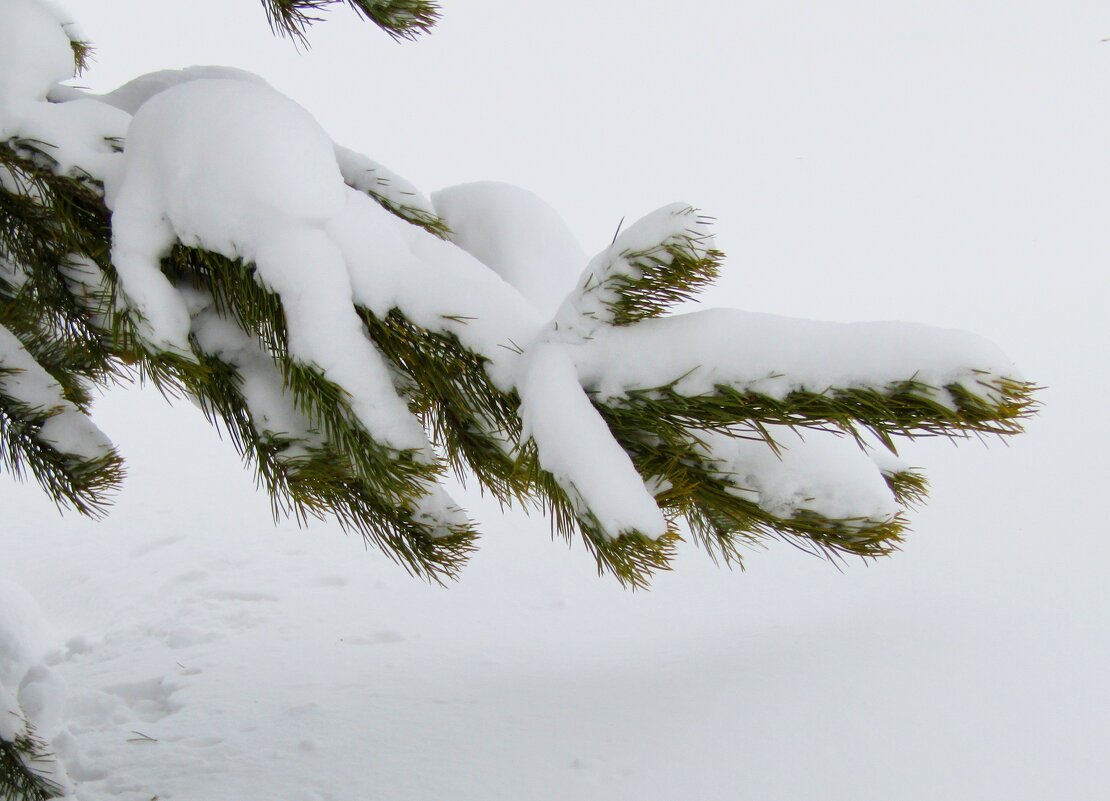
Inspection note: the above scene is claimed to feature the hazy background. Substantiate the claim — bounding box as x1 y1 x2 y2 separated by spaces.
4 2 1108 798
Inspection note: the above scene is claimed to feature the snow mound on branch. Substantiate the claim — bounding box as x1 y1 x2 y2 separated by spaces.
433 182 586 318
573 308 1021 403
701 427 900 524
105 78 429 453
89 65 445 231
14 97 129 177
95 66 269 115
106 78 346 256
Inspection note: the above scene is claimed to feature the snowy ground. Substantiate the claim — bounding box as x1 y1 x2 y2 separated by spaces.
5 332 1108 801
4 354 1106 801
4 1 1110 799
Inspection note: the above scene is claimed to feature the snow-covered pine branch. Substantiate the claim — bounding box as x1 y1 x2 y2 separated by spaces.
0 0 1038 595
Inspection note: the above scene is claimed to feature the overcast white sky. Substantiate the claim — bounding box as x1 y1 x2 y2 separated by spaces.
6 2 1110 798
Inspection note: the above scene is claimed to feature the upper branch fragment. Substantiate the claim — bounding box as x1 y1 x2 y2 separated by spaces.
261 0 440 43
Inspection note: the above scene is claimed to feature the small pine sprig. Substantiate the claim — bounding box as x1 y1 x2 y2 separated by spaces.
604 211 723 326
558 205 722 332
882 467 929 508
0 720 64 801
357 187 450 239
345 0 441 41
334 145 451 238
69 40 94 75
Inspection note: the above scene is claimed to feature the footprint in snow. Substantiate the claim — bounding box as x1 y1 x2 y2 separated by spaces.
198 588 279 602
307 575 348 588
103 676 180 723
129 535 185 558
342 629 406 645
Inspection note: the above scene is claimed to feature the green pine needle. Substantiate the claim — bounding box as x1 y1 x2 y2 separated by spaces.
883 467 930 508
69 40 94 75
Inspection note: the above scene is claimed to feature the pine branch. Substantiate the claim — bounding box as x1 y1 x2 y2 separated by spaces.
278 448 477 582
164 257 476 579
597 209 722 326
363 311 679 586
3 138 476 574
514 433 681 586
362 311 682 586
